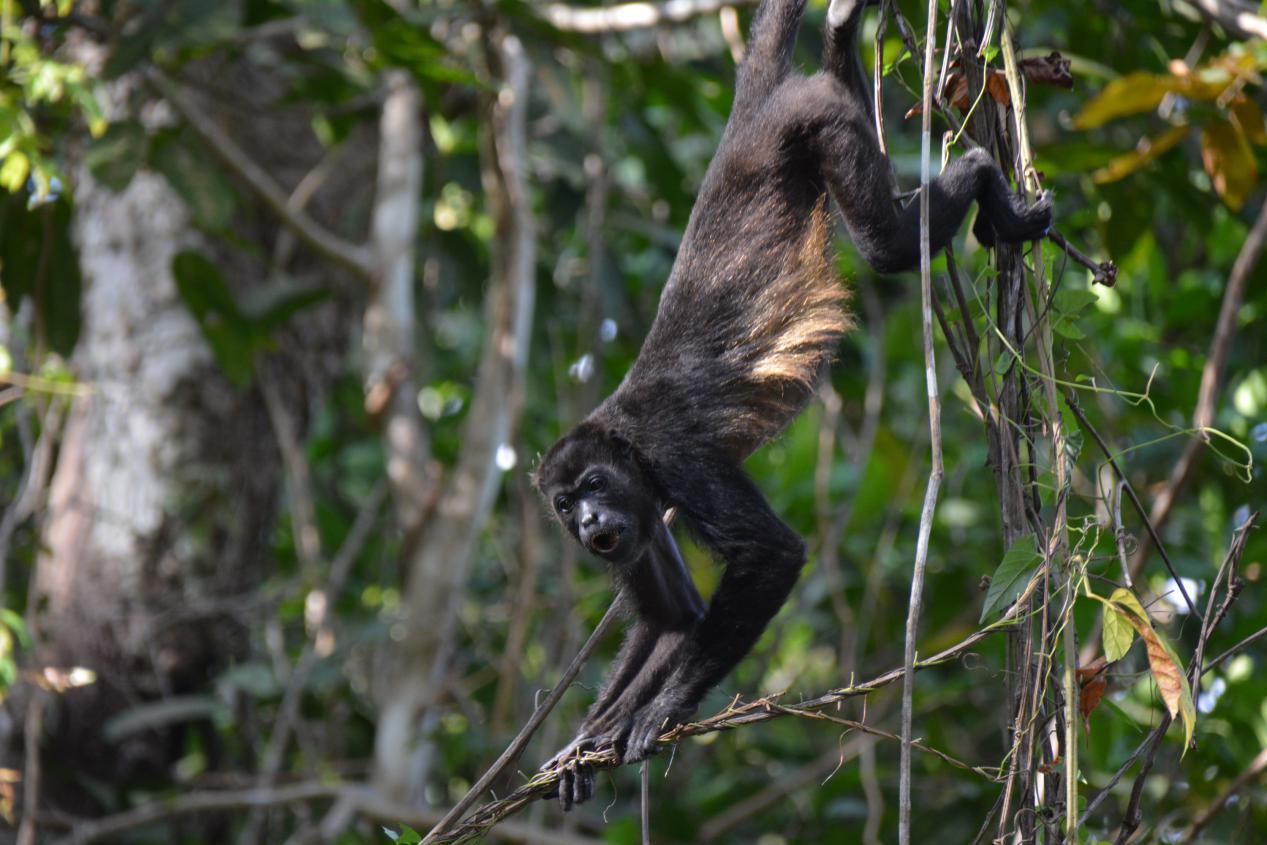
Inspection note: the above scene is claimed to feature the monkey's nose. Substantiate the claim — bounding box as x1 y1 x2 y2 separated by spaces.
581 511 598 528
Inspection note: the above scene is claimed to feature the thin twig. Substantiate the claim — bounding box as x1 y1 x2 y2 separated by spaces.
1062 395 1201 620
900 2 945 843
433 599 1036 844
1048 230 1118 287
639 761 651 845
54 782 607 845
1177 745 1267 843
1129 197 1267 577
421 598 624 842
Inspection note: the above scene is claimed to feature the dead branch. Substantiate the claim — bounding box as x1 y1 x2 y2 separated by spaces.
545 0 755 33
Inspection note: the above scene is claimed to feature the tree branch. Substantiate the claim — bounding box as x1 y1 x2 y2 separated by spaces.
431 598 1038 845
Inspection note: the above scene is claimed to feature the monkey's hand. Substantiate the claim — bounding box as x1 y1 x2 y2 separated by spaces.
620 694 696 764
540 733 599 811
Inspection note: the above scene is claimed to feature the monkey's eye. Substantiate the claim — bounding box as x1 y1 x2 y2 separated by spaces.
586 476 606 493
555 495 574 514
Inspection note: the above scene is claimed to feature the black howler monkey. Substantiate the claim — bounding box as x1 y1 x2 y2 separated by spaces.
534 0 1050 809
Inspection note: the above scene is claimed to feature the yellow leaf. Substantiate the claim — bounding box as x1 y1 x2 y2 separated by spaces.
0 152 29 193
1093 125 1190 183
1201 118 1259 211
1075 72 1181 129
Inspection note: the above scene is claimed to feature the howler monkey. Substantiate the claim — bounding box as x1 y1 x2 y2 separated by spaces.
535 0 1051 808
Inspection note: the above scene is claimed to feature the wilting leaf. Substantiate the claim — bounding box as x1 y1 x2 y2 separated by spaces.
1201 118 1258 211
980 535 1042 622
1021 52 1074 89
1078 655 1109 732
1093 125 1190 183
1107 588 1195 751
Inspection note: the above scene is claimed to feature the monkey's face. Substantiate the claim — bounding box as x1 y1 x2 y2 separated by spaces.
535 430 659 568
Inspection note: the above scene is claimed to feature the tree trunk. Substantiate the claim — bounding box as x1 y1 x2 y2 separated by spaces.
30 165 277 789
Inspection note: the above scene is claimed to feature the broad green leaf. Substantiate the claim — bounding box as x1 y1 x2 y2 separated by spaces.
85 121 148 191
1102 602 1135 662
1053 319 1086 340
0 193 82 355
152 131 236 230
239 277 329 332
980 535 1042 622
1201 118 1258 211
1052 288 1100 316
0 153 29 193
171 251 257 387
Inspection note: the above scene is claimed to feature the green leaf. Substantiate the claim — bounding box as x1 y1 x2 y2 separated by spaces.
239 277 329 332
993 350 1015 377
1053 288 1100 316
0 193 83 355
171 251 257 387
383 825 422 844
85 121 148 191
980 535 1042 622
152 130 237 230
1102 603 1135 662
1053 319 1086 340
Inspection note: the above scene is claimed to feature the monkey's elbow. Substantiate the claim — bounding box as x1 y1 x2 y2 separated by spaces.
859 244 916 275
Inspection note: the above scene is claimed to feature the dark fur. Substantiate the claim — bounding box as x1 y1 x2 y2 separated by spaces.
535 0 1050 809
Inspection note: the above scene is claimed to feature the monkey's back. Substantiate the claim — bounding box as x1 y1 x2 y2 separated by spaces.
601 137 851 463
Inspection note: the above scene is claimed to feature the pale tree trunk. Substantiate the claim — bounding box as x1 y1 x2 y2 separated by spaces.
371 35 537 801
30 167 277 783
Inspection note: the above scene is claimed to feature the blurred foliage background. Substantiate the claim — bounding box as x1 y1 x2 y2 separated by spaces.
0 0 1264 843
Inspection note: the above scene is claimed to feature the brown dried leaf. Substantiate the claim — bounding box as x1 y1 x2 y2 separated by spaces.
1020 52 1073 89
1078 655 1109 733
986 72 1011 108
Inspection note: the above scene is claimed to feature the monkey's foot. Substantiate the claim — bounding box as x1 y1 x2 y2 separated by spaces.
540 734 598 811
975 182 1054 247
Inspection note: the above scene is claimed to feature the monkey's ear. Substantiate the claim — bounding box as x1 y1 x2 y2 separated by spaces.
630 519 706 630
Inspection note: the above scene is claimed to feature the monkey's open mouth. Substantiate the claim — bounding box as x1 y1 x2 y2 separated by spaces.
590 529 622 554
